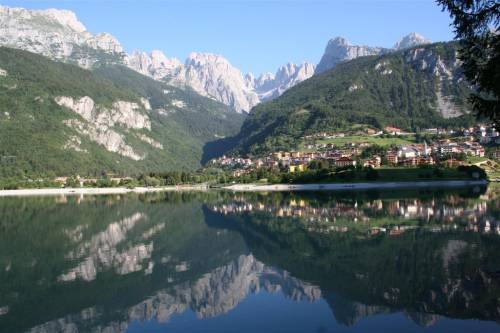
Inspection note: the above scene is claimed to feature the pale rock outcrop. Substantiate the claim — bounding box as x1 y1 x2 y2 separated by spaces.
128 254 321 321
348 84 363 92
126 50 182 80
0 6 126 68
112 101 151 130
85 33 123 53
406 47 465 118
140 97 152 110
316 33 432 74
375 61 393 75
394 32 432 50
63 135 87 153
169 52 260 113
0 68 7 76
316 37 391 74
253 62 316 101
55 96 151 159
170 99 185 108
127 50 314 112
142 223 165 240
64 119 143 160
0 306 8 316
59 213 154 282
32 254 322 332
137 133 163 150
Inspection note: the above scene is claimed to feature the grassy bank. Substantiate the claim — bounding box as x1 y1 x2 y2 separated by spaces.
301 135 416 151
280 166 486 184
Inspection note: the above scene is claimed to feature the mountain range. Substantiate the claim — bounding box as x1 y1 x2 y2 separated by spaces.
0 4 474 175
0 5 433 113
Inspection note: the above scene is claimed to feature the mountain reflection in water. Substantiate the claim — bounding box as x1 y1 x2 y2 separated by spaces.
0 186 499 333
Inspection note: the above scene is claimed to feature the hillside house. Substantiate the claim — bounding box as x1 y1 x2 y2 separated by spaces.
334 157 357 168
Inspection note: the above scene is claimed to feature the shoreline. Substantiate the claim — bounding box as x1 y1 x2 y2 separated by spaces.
0 180 488 197
0 185 209 197
222 180 489 192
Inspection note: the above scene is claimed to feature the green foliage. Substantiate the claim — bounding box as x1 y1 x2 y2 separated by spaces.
0 47 245 177
437 0 500 127
360 144 386 158
64 177 81 188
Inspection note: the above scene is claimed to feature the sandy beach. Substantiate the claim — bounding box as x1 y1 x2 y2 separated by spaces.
0 185 210 197
222 180 488 192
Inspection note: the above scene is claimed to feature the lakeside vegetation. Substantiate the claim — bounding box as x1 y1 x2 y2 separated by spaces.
0 165 487 190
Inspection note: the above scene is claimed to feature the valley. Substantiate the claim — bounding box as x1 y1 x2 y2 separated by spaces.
0 3 497 188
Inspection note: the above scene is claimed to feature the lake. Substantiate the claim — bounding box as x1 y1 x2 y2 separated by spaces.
0 185 499 333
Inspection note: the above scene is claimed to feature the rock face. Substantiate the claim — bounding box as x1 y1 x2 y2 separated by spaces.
33 254 321 333
126 50 183 80
125 254 321 324
55 96 156 160
316 33 432 74
169 52 261 113
405 46 465 118
316 37 390 74
252 62 316 101
126 51 315 113
0 5 126 68
394 32 432 50
59 212 153 282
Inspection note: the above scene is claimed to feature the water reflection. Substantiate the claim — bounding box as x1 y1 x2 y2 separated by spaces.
0 187 499 332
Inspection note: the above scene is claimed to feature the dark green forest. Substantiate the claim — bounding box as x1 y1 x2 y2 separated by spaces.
0 47 244 177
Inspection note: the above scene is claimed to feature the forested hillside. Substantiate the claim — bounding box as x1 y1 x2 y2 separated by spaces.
0 47 244 177
232 42 474 155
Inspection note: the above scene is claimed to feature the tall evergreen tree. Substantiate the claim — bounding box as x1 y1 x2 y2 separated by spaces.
437 0 500 127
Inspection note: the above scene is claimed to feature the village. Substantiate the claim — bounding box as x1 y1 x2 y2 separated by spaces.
210 124 499 177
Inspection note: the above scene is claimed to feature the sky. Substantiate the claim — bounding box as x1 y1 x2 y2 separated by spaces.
1 0 457 75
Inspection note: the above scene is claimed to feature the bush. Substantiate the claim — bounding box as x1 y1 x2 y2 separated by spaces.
458 165 487 180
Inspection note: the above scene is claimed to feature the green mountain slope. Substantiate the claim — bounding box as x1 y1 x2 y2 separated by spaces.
233 42 474 155
0 47 244 177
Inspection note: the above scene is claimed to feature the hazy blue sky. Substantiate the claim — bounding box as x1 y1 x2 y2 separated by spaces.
2 0 456 74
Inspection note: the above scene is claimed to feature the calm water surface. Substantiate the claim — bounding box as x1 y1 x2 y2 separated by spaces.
0 186 499 332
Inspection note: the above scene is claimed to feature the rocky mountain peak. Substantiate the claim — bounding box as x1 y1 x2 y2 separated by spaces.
253 62 315 101
0 5 125 68
316 33 431 74
87 32 123 53
394 32 432 50
329 36 352 47
173 52 259 113
126 50 182 80
255 72 275 88
0 6 87 33
316 37 389 74
186 52 231 67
